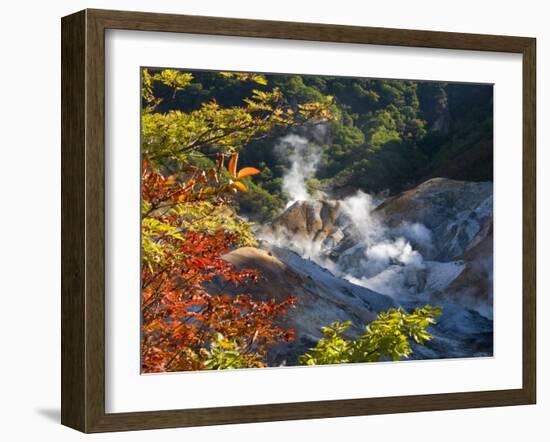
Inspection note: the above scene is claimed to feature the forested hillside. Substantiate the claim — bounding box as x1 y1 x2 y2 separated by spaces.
140 68 493 372
148 69 493 221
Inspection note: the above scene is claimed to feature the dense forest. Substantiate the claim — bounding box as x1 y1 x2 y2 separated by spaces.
140 68 493 372
148 69 493 221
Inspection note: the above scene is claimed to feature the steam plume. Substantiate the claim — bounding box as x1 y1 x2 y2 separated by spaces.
274 134 322 206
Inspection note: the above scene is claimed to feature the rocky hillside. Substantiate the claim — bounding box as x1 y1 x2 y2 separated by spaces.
222 246 395 365
224 177 494 362
375 178 493 260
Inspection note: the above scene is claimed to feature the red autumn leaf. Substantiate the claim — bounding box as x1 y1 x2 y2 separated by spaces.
141 154 296 373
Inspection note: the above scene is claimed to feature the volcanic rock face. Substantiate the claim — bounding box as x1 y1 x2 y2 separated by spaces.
268 200 343 241
222 246 395 365
373 178 494 319
260 199 357 259
259 178 493 308
375 178 493 261
225 177 494 362
432 218 493 317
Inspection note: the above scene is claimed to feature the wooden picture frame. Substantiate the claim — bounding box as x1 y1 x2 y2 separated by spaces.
61 8 536 433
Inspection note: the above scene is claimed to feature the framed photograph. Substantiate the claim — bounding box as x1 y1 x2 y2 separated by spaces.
61 9 536 433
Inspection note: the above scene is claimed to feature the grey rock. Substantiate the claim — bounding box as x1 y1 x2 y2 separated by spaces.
376 178 493 260
222 246 395 365
221 177 494 364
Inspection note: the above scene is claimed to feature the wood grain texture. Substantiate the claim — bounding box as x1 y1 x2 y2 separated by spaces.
85 9 108 432
61 10 86 431
89 8 532 53
61 8 537 433
522 38 537 403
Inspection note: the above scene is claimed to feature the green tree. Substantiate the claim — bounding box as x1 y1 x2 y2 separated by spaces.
299 305 442 365
140 69 334 371
142 69 332 165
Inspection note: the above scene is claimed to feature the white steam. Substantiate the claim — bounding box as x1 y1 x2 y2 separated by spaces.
340 190 383 246
265 134 445 300
274 134 322 206
336 192 432 296
261 186 439 299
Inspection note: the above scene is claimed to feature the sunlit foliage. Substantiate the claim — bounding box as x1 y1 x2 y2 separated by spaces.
299 306 442 366
140 69 331 372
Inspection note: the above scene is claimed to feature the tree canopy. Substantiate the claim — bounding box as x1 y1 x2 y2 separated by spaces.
139 67 477 371
145 68 492 221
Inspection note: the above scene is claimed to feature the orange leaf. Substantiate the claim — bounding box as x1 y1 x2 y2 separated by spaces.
236 167 261 180
228 153 238 178
232 181 248 192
